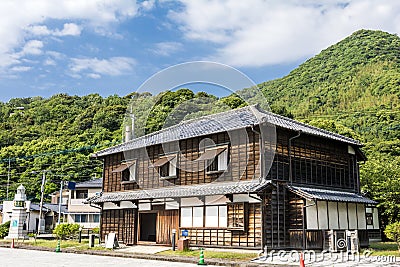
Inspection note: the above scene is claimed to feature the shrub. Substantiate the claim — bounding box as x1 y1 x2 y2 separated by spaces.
92 227 99 234
53 223 80 240
384 222 400 252
0 221 10 238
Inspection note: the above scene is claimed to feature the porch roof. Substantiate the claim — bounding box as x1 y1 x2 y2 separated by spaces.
87 179 272 204
287 185 377 204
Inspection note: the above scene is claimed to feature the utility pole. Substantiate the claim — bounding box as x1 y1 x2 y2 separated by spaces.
6 158 11 200
57 181 64 224
38 172 46 234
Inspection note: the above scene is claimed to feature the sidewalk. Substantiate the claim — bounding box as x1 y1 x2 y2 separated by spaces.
0 241 283 267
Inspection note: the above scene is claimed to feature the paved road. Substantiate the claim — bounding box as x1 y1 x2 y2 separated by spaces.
0 248 208 267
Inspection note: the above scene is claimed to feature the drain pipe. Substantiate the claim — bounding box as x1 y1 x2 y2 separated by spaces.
288 131 301 185
251 124 265 180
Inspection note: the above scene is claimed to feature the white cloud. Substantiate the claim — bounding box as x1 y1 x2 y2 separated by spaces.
150 42 183 56
56 23 81 36
20 40 44 56
69 57 136 77
87 73 102 79
170 0 400 67
141 0 155 11
0 0 141 70
10 66 32 72
27 23 82 37
43 58 56 66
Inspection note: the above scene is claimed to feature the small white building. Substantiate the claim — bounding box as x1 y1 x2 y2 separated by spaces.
2 200 66 233
67 178 102 229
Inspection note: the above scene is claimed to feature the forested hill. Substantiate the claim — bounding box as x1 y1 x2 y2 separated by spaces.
0 89 243 201
0 29 399 226
260 29 400 226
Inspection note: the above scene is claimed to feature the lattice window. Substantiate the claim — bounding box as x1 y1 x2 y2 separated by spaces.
227 202 248 231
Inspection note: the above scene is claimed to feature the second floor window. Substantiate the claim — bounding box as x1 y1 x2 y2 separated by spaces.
112 160 137 183
153 154 177 178
75 190 88 199
200 145 228 173
122 163 136 182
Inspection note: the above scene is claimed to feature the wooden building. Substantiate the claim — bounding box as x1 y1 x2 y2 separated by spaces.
88 105 377 250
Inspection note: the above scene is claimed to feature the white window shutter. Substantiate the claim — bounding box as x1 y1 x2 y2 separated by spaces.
218 150 228 170
169 157 177 176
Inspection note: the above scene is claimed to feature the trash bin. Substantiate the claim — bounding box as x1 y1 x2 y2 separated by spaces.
177 238 189 251
89 234 95 247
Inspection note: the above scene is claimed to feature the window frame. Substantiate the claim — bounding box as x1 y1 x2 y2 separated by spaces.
75 190 88 199
121 160 137 184
74 214 88 223
180 205 228 228
157 154 178 180
227 202 248 231
366 212 373 225
205 145 229 174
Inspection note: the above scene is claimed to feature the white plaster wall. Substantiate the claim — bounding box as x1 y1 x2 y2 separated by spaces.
306 200 318 229
348 203 358 229
181 197 204 207
205 195 229 205
357 204 366 229
232 194 261 203
165 201 179 210
373 207 379 229
328 202 339 229
338 202 348 229
317 201 328 230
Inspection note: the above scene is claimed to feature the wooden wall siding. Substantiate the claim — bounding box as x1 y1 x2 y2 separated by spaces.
182 203 262 248
101 209 137 245
103 127 359 193
288 230 324 249
262 183 288 249
287 192 304 230
103 129 260 192
156 210 179 245
266 128 359 191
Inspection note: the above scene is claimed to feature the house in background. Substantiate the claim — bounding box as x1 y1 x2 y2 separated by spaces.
67 178 102 229
1 201 66 233
88 105 377 250
50 189 69 206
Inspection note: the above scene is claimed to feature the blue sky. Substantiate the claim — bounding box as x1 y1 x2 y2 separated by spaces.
0 0 399 101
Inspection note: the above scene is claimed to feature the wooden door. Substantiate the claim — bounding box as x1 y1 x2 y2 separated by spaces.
122 209 137 245
156 210 179 245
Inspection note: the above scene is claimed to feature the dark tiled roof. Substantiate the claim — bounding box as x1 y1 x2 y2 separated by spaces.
288 186 377 204
75 178 103 188
29 203 68 213
43 203 68 214
87 180 272 203
92 105 361 157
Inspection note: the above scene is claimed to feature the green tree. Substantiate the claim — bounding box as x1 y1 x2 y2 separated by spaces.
384 222 400 252
53 223 80 240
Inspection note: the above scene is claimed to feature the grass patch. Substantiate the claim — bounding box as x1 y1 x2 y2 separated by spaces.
158 249 258 261
2 238 108 251
363 242 400 257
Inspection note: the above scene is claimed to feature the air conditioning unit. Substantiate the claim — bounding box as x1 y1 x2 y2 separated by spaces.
327 230 359 253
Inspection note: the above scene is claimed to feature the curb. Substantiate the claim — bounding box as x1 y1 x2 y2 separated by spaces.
0 242 294 266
